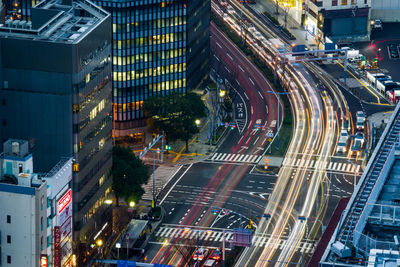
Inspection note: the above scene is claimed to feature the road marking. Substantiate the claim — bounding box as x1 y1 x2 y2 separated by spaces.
239 65 245 72
258 91 264 99
160 164 192 205
227 53 233 60
216 41 222 49
249 77 255 85
244 91 249 100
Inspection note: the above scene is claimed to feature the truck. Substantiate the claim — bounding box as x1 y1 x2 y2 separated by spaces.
367 72 392 86
269 38 286 53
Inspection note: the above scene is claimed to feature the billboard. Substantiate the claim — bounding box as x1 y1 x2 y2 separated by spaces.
54 227 61 267
57 189 73 266
58 189 71 214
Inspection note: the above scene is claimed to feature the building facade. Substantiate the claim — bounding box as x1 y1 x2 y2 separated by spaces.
92 0 210 136
370 0 400 22
0 139 48 267
0 0 113 262
306 0 371 42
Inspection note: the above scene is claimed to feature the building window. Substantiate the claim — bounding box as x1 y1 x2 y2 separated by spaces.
2 99 5 106
332 0 338 5
2 119 6 126
41 236 43 250
18 163 23 174
7 235 11 243
7 215 11 223
41 217 43 231
41 196 44 210
341 0 347 5
7 255 11 264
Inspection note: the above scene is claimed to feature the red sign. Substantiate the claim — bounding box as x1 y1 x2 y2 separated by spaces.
40 255 48 267
58 189 71 214
54 226 61 267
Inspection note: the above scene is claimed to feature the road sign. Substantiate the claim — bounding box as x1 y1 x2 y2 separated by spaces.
224 122 229 127
231 228 253 247
268 138 272 142
266 131 274 138
117 260 136 267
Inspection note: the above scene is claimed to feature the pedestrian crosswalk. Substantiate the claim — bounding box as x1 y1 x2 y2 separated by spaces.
207 153 264 164
282 158 361 173
154 226 314 254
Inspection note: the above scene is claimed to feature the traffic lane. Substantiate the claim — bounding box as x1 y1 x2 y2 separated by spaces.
211 25 277 134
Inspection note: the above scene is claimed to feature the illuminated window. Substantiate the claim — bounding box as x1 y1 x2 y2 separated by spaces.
99 174 105 186
341 0 347 5
85 73 90 84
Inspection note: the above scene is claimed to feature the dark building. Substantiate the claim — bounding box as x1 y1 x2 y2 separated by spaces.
92 0 210 136
0 0 113 261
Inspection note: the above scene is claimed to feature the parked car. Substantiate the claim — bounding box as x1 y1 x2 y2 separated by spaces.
373 19 383 30
253 31 262 40
193 248 207 261
389 44 399 58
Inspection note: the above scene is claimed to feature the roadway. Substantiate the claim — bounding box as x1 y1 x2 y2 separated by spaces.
214 1 364 265
145 20 280 267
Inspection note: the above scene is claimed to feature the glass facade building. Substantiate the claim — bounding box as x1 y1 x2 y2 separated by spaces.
93 0 210 135
0 0 113 263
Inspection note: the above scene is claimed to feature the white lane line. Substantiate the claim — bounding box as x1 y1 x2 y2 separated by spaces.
239 65 245 72
251 106 254 115
249 77 255 85
227 53 233 60
214 54 220 62
216 42 222 49
253 136 260 145
160 164 191 205
225 67 231 73
266 105 268 113
258 91 264 99
244 91 249 100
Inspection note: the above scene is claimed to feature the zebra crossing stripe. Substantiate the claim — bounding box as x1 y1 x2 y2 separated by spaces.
332 162 337 170
304 159 310 168
356 165 360 172
214 153 224 161
256 155 263 163
204 231 212 241
214 232 223 242
232 154 241 161
274 239 284 250
337 163 342 171
257 237 267 247
199 231 207 240
210 153 219 160
282 157 288 165
328 162 333 170
226 154 236 161
189 231 197 239
226 232 233 241
164 228 174 237
171 228 179 238
210 231 218 240
242 155 250 162
237 154 246 161
156 227 165 237
248 155 256 162
304 242 313 254
220 153 230 161
346 164 352 172
341 164 347 171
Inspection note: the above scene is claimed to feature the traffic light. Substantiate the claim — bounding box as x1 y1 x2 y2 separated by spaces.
248 220 254 229
165 144 171 151
373 58 378 69
264 158 269 170
211 208 219 215
230 124 236 130
360 55 366 69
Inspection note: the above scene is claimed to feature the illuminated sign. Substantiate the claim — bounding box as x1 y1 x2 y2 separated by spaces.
40 255 48 267
54 227 61 267
58 189 71 214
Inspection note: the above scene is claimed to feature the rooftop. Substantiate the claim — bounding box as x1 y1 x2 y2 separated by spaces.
0 0 109 43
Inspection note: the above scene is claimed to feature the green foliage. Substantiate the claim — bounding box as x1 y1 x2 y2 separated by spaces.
143 92 207 151
112 146 149 205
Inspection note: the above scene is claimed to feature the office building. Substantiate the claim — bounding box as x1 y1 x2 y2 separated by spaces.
0 139 48 267
370 0 400 22
306 0 371 42
92 0 210 136
0 140 74 267
0 0 113 261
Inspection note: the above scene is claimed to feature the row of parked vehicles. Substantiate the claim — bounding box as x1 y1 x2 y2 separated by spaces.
367 72 400 103
337 111 365 157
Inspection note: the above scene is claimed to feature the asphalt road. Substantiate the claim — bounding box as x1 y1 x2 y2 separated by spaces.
145 22 280 267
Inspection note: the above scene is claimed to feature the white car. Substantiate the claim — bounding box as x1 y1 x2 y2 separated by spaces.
340 129 348 142
356 111 365 122
248 26 256 33
193 247 207 261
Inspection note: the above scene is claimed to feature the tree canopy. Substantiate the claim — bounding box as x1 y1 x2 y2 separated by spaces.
112 145 149 205
143 92 207 151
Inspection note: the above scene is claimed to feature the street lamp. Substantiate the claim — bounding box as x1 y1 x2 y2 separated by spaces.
347 159 358 191
115 242 121 259
104 199 112 205
219 90 226 98
283 1 288 29
129 201 135 208
195 119 201 126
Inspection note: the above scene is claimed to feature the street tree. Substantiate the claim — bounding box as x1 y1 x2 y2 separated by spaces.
143 92 207 152
112 145 149 206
